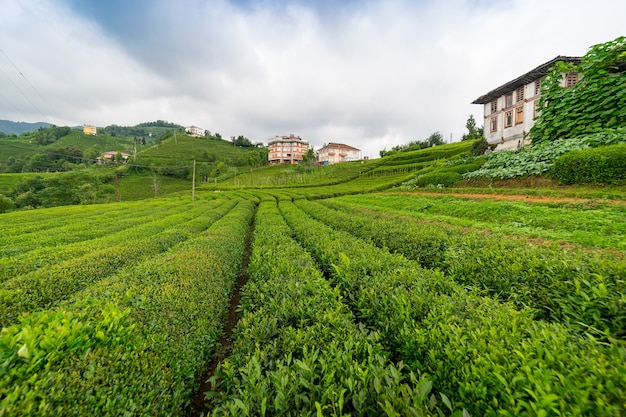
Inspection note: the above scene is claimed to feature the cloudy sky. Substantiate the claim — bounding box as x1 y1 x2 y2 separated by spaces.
0 0 623 158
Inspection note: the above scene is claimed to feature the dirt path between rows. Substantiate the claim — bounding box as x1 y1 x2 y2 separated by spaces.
398 191 626 206
186 208 257 417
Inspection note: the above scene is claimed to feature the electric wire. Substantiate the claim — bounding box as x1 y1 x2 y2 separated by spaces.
0 48 61 119
1 143 196 170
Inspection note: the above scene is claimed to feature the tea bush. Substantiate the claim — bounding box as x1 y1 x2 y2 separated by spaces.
280 200 626 415
0 199 255 416
208 201 456 416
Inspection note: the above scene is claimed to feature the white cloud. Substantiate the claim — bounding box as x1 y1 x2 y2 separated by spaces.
0 0 624 158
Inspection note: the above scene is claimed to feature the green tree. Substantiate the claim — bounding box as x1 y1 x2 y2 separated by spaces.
427 132 444 147
14 191 40 208
247 150 261 170
462 115 484 141
302 147 317 168
84 145 102 163
215 161 227 176
530 36 626 143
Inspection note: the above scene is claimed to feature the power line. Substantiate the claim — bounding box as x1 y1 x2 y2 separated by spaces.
1 143 195 170
0 89 27 120
0 48 61 119
0 62 46 119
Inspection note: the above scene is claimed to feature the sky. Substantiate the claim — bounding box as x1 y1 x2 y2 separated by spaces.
0 0 624 158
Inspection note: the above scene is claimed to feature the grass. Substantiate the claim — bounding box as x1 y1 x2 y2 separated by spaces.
116 173 194 201
334 192 626 250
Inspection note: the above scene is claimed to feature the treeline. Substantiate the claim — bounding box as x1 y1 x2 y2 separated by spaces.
3 146 89 173
0 172 115 212
379 132 445 157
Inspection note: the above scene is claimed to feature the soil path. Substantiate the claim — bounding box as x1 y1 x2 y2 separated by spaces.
186 207 257 417
399 191 626 206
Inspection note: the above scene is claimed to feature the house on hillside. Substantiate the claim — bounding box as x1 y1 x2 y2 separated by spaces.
318 143 362 165
472 56 580 149
185 125 204 137
83 124 97 135
100 151 130 163
268 134 309 165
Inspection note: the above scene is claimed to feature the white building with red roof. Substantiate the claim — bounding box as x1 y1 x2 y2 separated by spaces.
318 143 362 165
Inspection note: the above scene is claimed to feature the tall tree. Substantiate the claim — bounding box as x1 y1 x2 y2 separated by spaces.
462 115 484 141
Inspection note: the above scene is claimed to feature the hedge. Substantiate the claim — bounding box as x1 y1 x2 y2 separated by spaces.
551 144 626 184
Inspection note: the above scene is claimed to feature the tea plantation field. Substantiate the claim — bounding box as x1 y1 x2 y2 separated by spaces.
1 158 625 415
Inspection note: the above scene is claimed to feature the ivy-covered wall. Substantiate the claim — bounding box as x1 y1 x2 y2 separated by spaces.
530 36 626 143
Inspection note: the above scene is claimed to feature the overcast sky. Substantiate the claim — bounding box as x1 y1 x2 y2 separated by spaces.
0 0 623 158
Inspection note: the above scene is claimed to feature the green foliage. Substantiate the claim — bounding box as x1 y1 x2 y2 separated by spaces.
208 201 455 416
470 138 491 156
32 125 72 145
530 36 626 143
412 171 462 187
8 171 114 209
0 198 254 415
280 200 626 416
231 135 256 147
380 131 445 157
314 194 626 339
461 114 483 141
464 129 626 180
551 144 626 184
0 194 14 213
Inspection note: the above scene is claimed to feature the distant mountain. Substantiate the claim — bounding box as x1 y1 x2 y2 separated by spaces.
0 120 51 135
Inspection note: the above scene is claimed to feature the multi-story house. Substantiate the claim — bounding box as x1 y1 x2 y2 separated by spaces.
83 124 97 136
268 134 309 165
185 125 204 137
472 56 580 148
317 143 361 165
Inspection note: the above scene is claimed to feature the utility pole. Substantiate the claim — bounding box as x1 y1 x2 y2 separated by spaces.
192 160 196 202
114 174 119 202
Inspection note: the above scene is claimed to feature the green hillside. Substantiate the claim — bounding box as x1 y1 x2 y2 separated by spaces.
0 137 40 163
136 134 258 166
0 142 624 415
50 130 134 153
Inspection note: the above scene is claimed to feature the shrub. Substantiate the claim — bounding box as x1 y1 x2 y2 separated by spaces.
551 144 626 184
414 171 462 187
471 138 492 156
0 194 14 213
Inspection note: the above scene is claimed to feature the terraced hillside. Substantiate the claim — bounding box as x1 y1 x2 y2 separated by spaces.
1 141 625 416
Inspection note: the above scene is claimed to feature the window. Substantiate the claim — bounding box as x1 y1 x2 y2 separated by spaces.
515 106 524 125
505 93 513 108
490 116 498 132
565 71 578 87
504 110 513 128
534 100 540 119
490 100 498 114
535 79 542 96
516 87 524 103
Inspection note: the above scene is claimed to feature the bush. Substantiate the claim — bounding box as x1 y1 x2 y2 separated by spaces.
414 171 462 187
551 144 626 184
0 194 14 213
471 138 493 156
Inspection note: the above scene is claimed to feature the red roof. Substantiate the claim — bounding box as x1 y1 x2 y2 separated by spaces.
320 142 360 152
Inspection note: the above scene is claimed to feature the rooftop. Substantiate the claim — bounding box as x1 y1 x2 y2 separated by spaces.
472 56 581 104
